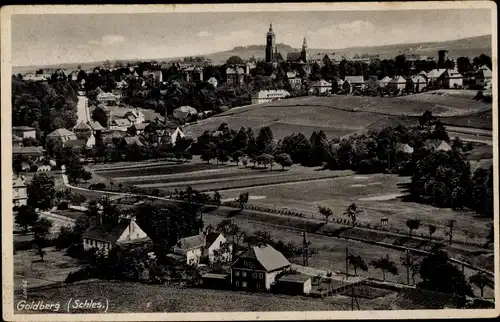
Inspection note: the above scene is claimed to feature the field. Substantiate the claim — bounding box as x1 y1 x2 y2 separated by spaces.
14 247 81 291
183 94 491 140
441 110 493 130
16 280 392 313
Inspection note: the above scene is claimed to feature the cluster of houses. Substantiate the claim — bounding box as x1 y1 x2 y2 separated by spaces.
81 214 315 295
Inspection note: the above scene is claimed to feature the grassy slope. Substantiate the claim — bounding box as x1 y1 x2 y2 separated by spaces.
183 95 491 140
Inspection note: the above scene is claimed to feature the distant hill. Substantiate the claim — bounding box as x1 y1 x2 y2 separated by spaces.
13 34 491 74
202 35 492 64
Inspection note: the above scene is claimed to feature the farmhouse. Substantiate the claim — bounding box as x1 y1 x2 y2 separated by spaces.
123 109 145 125
310 79 332 95
82 218 151 254
411 75 427 92
286 72 302 89
272 273 312 295
441 69 463 88
475 66 492 88
387 76 407 91
396 143 414 154
172 234 206 266
343 76 365 93
164 127 186 146
378 76 392 88
251 90 290 105
13 126 36 139
426 69 446 85
172 232 232 266
173 106 198 122
425 139 452 152
230 244 291 292
46 128 78 147
13 175 28 207
96 91 119 105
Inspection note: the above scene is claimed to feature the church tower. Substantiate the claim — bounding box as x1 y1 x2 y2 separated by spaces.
265 23 276 63
300 36 309 62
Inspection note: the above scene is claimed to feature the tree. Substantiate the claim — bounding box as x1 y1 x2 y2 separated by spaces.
82 171 93 183
237 192 249 210
348 253 368 276
400 251 420 285
370 254 398 281
318 206 333 224
32 218 53 261
343 203 360 227
256 153 274 169
232 127 248 153
15 205 39 233
428 224 437 241
256 126 274 154
231 150 244 166
27 173 56 210
91 104 109 128
418 245 473 297
274 153 293 170
226 56 244 66
469 272 493 298
445 220 456 245
213 191 221 208
406 219 421 238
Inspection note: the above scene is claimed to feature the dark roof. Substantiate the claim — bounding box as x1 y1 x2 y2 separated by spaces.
344 76 365 84
278 273 311 283
13 146 43 155
202 273 229 280
122 136 144 146
287 52 302 61
13 126 36 131
89 121 105 131
176 234 206 250
82 221 130 243
205 232 222 249
235 244 290 272
65 139 86 147
74 122 92 131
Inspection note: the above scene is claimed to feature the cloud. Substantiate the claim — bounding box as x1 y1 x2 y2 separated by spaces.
337 20 374 32
89 34 125 45
197 31 212 37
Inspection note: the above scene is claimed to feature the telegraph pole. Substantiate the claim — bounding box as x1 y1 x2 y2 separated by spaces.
302 232 309 267
345 246 349 280
406 249 410 285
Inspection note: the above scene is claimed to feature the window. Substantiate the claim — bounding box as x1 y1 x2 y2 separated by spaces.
252 272 257 279
235 281 240 287
242 281 247 288
243 261 248 267
235 270 240 277
242 271 247 278
259 273 264 279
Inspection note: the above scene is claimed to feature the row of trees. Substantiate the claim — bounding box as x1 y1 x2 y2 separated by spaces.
12 77 79 141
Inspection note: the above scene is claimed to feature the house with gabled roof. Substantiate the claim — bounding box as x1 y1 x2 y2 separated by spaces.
426 69 447 85
425 139 452 152
475 66 492 88
378 76 392 88
343 76 365 93
207 77 218 88
82 218 151 254
46 128 77 146
172 231 232 266
173 234 206 266
310 79 332 95
230 244 291 292
388 76 407 91
13 126 37 139
411 75 427 92
441 69 463 88
396 143 414 154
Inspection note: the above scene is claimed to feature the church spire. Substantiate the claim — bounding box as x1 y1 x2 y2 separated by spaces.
269 23 273 32
303 36 307 47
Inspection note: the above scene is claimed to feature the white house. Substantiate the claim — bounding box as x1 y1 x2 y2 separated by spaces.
13 126 37 139
286 72 302 90
46 128 78 146
96 91 118 105
410 75 427 92
425 139 452 152
36 165 52 172
172 232 232 266
344 76 365 93
13 175 28 207
123 109 145 125
251 90 290 105
378 76 392 88
173 234 206 266
82 218 150 254
475 66 492 87
173 106 198 122
387 76 407 91
441 69 463 88
310 79 332 95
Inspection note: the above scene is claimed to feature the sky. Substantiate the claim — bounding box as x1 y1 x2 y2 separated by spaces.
11 9 492 67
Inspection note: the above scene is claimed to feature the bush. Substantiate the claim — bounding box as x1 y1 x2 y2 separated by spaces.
65 267 98 283
57 202 69 210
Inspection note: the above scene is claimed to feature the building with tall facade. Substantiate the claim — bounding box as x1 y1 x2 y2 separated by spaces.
265 23 276 63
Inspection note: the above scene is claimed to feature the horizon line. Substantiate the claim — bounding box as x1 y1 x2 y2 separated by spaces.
12 33 492 69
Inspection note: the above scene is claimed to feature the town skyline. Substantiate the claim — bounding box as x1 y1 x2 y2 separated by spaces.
12 9 492 67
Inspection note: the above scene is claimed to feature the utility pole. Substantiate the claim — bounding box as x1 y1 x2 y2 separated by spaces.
345 246 349 280
302 232 309 267
406 249 410 285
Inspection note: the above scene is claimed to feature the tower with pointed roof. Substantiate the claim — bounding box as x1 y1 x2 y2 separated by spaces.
265 23 276 63
301 36 309 62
